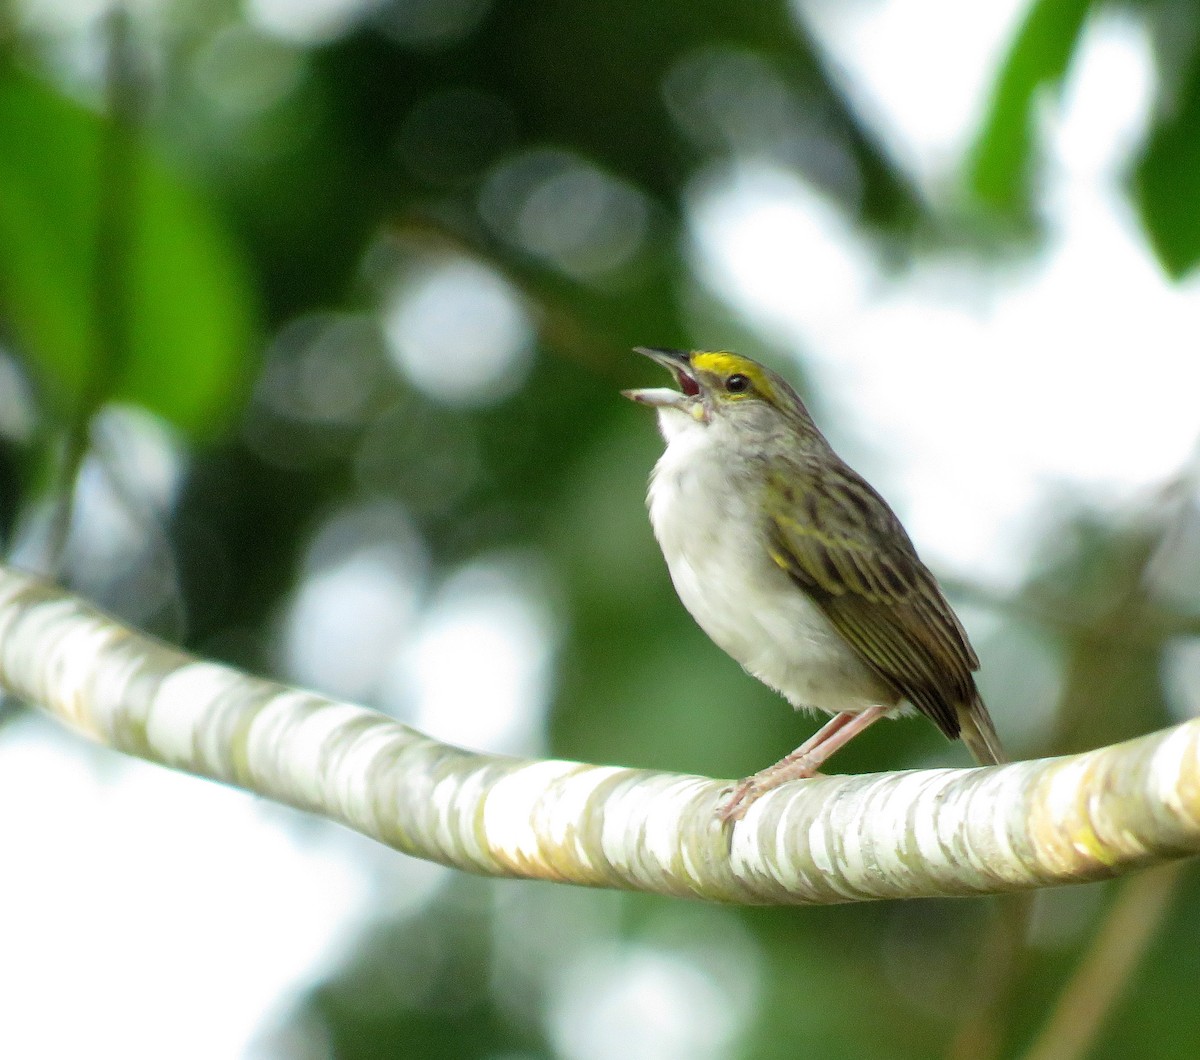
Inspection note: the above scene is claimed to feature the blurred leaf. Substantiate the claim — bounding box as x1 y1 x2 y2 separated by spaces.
967 0 1094 211
0 67 256 438
1135 44 1200 276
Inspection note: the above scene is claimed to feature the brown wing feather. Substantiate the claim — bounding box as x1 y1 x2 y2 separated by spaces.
767 462 979 740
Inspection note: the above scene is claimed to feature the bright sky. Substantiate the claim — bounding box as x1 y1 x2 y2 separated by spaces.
6 2 1198 1058
0 717 373 1058
694 6 1200 589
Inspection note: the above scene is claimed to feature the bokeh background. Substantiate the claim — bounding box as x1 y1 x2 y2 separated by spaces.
2 0 1200 1056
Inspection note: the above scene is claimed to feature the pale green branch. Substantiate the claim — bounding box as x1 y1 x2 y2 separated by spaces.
0 563 1197 905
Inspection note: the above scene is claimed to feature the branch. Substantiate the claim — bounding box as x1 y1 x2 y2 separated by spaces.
0 563 1197 905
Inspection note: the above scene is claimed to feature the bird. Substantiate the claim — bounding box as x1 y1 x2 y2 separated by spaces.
622 347 1006 821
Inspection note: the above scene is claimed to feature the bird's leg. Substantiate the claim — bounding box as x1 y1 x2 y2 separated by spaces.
718 704 890 822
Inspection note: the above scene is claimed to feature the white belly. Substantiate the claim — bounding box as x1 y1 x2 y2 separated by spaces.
647 417 894 716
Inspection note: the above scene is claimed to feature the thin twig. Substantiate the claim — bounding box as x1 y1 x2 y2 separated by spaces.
43 4 142 575
1021 863 1183 1060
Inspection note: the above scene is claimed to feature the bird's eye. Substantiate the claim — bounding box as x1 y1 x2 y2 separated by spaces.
725 374 750 394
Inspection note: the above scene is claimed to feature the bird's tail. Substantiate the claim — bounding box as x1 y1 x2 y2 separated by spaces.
958 695 1007 766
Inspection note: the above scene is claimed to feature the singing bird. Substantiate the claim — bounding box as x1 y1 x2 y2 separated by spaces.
624 348 1005 821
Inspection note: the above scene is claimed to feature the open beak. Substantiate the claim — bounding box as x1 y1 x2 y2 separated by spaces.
621 347 703 412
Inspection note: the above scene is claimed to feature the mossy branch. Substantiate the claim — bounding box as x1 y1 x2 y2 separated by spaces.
0 564 1196 905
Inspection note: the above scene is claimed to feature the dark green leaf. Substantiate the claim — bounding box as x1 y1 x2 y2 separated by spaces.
1134 45 1200 276
0 68 257 438
967 0 1094 212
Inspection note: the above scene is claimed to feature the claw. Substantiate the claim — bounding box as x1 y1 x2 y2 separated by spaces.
717 754 821 822
716 705 889 824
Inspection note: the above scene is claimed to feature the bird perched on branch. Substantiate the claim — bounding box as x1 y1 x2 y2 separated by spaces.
624 348 1006 822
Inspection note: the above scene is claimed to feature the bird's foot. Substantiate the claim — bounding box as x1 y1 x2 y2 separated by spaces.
716 706 891 823
717 755 821 823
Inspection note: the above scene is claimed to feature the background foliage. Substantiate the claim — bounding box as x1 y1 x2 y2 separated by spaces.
2 1 1200 1057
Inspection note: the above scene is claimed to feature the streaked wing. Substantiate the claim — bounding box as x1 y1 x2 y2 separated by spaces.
766 461 978 738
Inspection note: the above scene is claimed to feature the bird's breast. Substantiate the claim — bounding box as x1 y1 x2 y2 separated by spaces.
646 429 894 716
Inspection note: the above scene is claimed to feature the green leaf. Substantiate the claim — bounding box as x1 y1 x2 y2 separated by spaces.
1134 48 1200 277
0 68 257 439
966 0 1094 212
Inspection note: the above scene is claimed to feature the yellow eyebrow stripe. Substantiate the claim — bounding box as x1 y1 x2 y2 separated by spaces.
691 352 774 395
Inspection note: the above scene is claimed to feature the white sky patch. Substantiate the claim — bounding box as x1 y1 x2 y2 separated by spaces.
1164 637 1200 723
792 0 1031 189
10 405 184 576
0 350 36 440
8 405 186 622
382 257 535 407
0 716 373 1060
194 24 307 120
547 940 756 1060
247 0 381 45
689 15 1200 588
69 408 182 575
1047 10 1155 179
479 149 651 281
282 501 427 703
15 0 177 32
692 164 872 338
384 553 558 756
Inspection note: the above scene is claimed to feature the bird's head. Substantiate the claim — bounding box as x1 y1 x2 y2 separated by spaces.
622 347 812 440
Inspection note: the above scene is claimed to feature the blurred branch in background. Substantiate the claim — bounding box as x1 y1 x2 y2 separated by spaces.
940 465 1200 1060
1 561 1198 907
1023 862 1183 1060
42 8 142 574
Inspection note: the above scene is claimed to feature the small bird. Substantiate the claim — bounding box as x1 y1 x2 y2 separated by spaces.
623 347 1006 821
